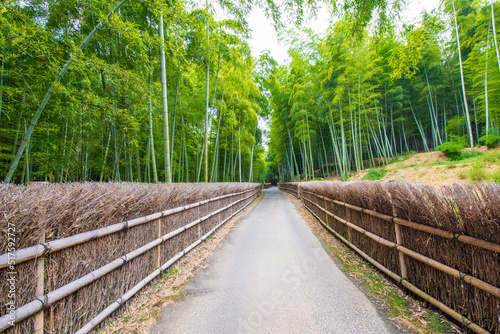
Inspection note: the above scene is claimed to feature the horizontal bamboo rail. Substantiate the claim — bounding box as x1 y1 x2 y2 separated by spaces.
301 190 500 253
0 189 254 269
303 196 500 299
302 202 489 334
0 190 259 331
75 193 256 333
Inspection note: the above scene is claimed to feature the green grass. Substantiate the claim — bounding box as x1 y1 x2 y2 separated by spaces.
427 310 452 332
362 168 387 181
459 162 500 183
459 150 483 160
438 141 464 160
479 133 500 149
387 151 417 165
160 268 179 281
482 150 500 163
328 243 452 333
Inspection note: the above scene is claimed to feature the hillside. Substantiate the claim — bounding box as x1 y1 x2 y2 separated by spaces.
350 147 500 187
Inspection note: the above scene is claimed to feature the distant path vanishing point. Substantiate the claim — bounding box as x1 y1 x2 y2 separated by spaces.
149 187 398 334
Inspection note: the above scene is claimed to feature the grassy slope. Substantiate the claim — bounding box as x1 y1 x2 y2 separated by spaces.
350 146 500 186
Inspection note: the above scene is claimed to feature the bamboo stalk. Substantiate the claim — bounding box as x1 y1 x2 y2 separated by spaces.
0 189 255 269
75 191 258 334
4 0 131 183
394 223 407 279
157 219 161 268
49 307 54 333
302 202 488 334
300 190 500 253
0 190 259 331
388 187 408 279
34 231 45 334
303 197 500 299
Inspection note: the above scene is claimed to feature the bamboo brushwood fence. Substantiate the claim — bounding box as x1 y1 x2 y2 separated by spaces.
279 181 500 334
0 182 261 333
278 183 299 198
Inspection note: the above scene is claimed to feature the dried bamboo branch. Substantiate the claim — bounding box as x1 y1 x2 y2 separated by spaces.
300 190 500 253
0 189 254 269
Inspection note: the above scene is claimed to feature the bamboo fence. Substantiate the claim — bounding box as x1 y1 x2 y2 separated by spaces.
0 182 261 333
278 183 299 198
278 181 500 334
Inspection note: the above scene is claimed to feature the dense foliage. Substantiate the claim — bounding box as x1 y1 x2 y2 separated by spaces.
0 0 269 183
3 0 496 184
267 0 500 181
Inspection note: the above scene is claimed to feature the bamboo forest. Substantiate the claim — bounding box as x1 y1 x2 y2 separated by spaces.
1 0 499 184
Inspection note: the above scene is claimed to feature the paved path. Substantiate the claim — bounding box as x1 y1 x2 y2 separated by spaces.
150 188 396 334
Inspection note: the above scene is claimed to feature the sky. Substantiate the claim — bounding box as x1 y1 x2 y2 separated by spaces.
245 0 441 65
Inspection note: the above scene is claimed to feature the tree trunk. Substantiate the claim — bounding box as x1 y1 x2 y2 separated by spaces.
0 56 4 120
210 107 222 182
492 0 500 73
248 125 257 182
204 0 210 182
111 120 120 182
170 74 179 174
149 97 158 183
159 7 172 182
453 0 474 148
238 122 242 182
486 26 491 135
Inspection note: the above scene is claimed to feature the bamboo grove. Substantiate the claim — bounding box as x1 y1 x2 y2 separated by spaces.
0 0 270 183
267 0 500 182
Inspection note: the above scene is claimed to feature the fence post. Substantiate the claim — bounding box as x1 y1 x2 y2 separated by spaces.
34 224 45 333
324 196 328 225
157 218 161 268
346 200 352 243
394 223 407 279
388 192 408 279
49 307 54 333
218 197 222 225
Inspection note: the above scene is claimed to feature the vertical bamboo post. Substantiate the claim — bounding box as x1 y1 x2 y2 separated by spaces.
324 197 328 225
230 194 234 216
157 218 161 268
388 191 408 279
346 201 352 243
49 307 54 333
34 225 45 333
198 201 202 238
394 223 407 279
218 197 222 224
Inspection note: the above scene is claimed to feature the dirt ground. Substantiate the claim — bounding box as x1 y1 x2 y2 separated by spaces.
350 146 499 187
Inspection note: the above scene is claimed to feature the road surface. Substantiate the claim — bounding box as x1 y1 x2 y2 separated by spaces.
150 187 396 334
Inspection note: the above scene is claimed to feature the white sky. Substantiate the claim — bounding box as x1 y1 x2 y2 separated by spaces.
246 0 441 65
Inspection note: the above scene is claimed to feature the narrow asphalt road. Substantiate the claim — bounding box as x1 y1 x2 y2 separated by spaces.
150 188 396 334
